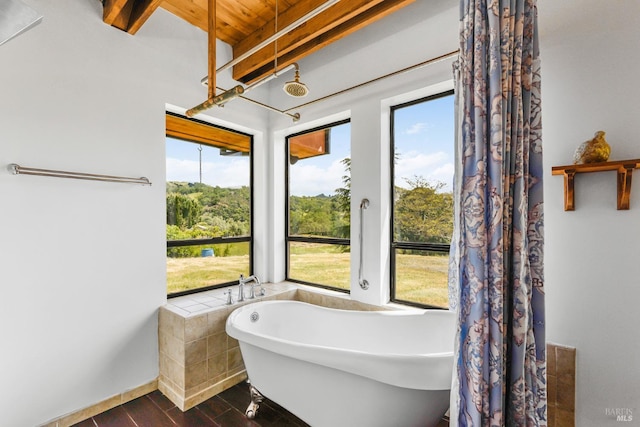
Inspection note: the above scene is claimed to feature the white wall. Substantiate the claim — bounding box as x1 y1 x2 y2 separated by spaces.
0 1 267 425
2 0 638 425
539 0 640 425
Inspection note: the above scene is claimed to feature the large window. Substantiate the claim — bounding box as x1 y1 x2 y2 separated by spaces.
165 113 252 296
391 91 454 308
286 120 351 291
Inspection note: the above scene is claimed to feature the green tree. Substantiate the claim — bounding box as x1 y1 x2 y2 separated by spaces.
166 193 202 229
289 195 334 236
395 176 453 243
332 157 351 238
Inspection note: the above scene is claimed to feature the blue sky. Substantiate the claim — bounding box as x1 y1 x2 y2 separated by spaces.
166 137 250 188
393 93 455 192
288 94 455 196
166 93 454 194
289 122 351 196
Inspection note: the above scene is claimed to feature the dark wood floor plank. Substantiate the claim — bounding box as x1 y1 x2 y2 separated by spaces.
71 383 315 427
71 418 97 427
196 395 233 419
166 406 221 427
246 399 287 425
147 389 177 411
123 396 176 427
212 407 261 427
217 383 253 412
92 405 137 427
261 401 308 427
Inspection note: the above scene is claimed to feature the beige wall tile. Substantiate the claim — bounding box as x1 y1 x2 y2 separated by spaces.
159 379 186 411
185 338 207 366
159 374 181 395
556 409 575 427
547 374 557 405
160 308 185 341
556 347 576 379
227 334 239 350
208 309 228 335
208 331 228 356
547 344 557 375
185 314 208 342
228 347 244 372
160 353 186 389
208 352 227 379
547 343 576 417
160 331 185 365
228 362 246 377
548 404 556 427
120 380 158 404
222 372 248 390
557 374 576 410
44 380 157 427
184 360 208 389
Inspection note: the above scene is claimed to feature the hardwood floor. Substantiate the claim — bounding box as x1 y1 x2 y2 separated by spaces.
72 382 309 427
72 381 450 427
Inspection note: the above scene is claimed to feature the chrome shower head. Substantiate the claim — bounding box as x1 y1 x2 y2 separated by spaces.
283 68 309 97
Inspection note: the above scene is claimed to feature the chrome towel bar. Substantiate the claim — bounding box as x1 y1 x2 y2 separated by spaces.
8 163 151 186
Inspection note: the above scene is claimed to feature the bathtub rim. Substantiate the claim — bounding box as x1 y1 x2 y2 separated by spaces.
226 300 455 390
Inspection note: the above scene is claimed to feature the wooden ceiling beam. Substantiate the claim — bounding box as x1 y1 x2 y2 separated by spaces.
103 0 133 31
242 0 416 83
127 0 165 34
102 0 163 34
166 114 251 152
231 0 416 84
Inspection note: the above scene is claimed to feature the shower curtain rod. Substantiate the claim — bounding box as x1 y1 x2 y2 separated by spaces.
284 49 459 113
8 163 151 185
196 50 458 122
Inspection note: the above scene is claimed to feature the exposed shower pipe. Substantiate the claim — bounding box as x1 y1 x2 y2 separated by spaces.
202 63 302 121
187 0 229 117
284 50 459 113
205 51 458 122
188 0 338 117
237 93 301 122
206 0 215 100
201 63 297 93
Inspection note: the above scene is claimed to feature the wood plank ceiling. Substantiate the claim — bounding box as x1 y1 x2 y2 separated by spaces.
103 0 416 85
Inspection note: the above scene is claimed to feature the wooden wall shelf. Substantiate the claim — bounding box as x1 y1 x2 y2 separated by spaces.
552 159 640 210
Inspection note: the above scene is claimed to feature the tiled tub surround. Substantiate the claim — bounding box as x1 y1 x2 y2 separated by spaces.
547 343 576 426
158 282 389 411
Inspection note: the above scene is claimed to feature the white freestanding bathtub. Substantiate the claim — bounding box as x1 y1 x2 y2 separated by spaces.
225 300 454 427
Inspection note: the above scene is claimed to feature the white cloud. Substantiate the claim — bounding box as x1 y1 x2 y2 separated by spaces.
405 122 428 135
166 157 250 187
395 151 453 191
289 158 347 196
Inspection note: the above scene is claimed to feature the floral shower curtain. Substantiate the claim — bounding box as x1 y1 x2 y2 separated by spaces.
448 0 546 425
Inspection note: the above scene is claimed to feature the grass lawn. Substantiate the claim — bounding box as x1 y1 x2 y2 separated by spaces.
167 248 449 307
166 255 249 294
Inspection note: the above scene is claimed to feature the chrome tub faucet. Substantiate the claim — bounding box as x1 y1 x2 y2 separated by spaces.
239 274 264 299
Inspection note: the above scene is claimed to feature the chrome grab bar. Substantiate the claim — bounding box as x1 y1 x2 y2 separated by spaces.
358 198 369 290
8 163 151 185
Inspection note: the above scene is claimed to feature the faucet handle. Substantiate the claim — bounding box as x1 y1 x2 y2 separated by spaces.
225 289 234 305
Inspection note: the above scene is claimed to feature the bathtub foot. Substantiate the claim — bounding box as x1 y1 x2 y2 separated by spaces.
246 383 264 419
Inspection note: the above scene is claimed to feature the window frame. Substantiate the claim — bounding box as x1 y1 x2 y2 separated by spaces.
389 90 454 309
165 111 254 298
285 119 351 293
